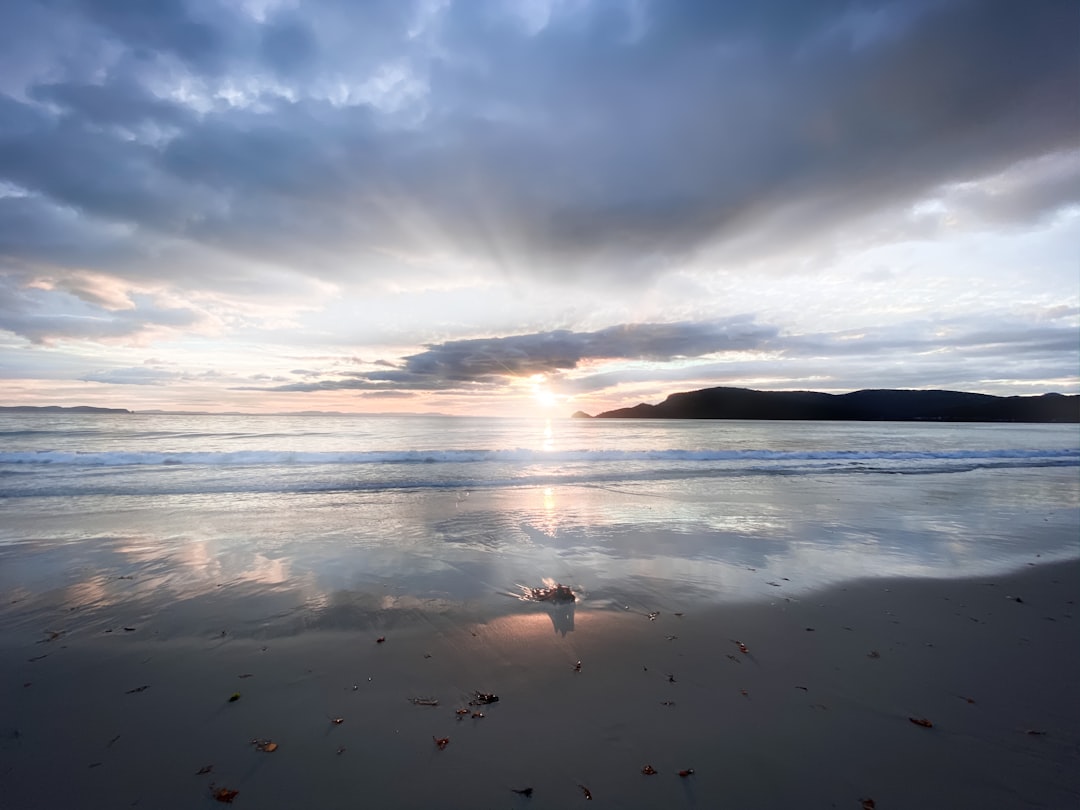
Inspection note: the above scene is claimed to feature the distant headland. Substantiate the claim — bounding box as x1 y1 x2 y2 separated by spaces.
0 405 132 414
574 387 1080 423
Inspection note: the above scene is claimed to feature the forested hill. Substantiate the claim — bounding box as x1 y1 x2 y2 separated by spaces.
581 388 1080 422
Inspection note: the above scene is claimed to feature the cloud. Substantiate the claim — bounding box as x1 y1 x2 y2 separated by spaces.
0 0 1074 298
359 390 416 400
0 0 1076 410
933 151 1080 229
81 366 180 385
68 0 231 73
259 312 1079 399
259 318 780 392
0 274 204 344
585 316 1080 393
27 77 193 130
778 320 1080 360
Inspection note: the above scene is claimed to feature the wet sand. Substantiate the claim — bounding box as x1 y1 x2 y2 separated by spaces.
2 558 1078 809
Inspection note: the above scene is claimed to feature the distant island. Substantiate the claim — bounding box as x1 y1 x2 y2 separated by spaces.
0 406 451 417
0 405 132 414
575 387 1080 423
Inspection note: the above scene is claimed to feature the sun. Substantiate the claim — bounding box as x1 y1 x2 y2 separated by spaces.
529 374 558 410
534 387 557 408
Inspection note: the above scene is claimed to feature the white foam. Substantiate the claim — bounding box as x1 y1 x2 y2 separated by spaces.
1 447 1076 467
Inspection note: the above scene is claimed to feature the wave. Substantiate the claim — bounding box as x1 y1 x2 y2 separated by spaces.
2 458 1078 500
1 447 1077 467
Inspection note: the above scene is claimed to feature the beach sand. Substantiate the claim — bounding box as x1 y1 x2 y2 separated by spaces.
2 557 1078 809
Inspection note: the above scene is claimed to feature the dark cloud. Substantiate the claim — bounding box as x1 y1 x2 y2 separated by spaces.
259 14 319 77
0 98 200 234
258 318 780 392
68 0 230 72
258 315 1078 398
27 77 192 129
0 196 121 268
778 321 1080 360
940 154 1080 228
559 319 1080 396
0 0 1074 294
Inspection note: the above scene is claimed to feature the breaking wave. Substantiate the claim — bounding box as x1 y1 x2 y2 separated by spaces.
1 447 1077 467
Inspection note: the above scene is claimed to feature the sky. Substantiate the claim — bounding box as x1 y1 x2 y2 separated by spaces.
0 0 1077 416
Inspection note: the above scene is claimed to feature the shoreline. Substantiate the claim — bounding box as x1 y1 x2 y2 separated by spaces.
3 557 1078 809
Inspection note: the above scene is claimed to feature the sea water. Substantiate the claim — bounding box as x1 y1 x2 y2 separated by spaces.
0 414 1077 636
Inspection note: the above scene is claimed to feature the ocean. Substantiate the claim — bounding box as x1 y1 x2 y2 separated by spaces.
1 414 1077 636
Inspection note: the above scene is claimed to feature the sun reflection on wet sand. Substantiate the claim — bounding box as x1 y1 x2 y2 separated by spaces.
535 486 560 537
476 604 628 647
61 576 112 612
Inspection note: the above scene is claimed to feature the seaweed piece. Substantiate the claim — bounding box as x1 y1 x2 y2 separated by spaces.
525 583 576 603
212 787 239 803
908 717 933 728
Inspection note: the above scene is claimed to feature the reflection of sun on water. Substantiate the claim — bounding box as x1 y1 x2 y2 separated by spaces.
537 485 559 536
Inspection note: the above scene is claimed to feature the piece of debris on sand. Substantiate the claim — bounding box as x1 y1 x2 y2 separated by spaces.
521 582 576 603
